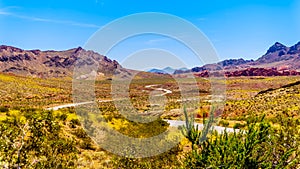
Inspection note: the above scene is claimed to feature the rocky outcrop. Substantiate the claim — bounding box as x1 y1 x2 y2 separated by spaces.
190 68 300 78
287 42 300 55
224 68 300 77
217 58 254 67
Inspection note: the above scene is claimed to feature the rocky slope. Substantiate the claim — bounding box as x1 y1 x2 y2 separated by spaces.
0 45 129 78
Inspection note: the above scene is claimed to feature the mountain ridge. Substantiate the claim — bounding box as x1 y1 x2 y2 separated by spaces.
148 67 187 74
0 45 125 78
175 41 300 75
2 41 300 78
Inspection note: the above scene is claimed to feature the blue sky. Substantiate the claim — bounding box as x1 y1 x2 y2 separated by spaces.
0 0 300 69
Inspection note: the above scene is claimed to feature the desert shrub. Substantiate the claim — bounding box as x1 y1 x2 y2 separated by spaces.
182 110 299 169
0 109 78 168
112 144 181 169
69 118 81 128
268 113 300 168
0 106 8 113
80 138 95 150
73 128 88 138
233 122 246 129
58 112 68 121
110 116 182 168
218 119 229 127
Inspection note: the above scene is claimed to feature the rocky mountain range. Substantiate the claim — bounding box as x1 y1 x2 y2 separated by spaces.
0 45 130 78
148 67 187 74
174 41 300 76
1 41 300 78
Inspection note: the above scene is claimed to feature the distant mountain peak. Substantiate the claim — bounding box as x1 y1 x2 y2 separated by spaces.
148 67 179 74
274 42 285 46
265 42 287 55
176 41 300 75
74 46 83 53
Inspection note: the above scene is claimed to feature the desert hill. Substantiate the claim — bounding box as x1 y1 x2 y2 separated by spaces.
0 45 128 78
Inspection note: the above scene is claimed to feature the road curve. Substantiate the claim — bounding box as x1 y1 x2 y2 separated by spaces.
47 104 237 134
166 120 238 133
47 85 237 133
145 84 172 96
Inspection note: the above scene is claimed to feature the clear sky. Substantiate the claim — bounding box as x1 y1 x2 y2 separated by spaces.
1 0 300 69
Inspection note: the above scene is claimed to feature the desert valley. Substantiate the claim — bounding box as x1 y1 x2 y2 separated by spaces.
0 41 299 168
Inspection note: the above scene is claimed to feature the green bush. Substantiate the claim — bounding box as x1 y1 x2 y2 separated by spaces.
69 118 81 128
112 145 181 169
218 119 229 127
58 113 68 121
80 138 95 150
0 106 8 113
233 122 246 129
110 117 182 168
0 109 78 168
73 128 88 138
182 110 300 169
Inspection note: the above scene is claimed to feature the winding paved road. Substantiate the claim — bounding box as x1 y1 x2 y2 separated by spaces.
47 85 237 133
145 84 172 96
46 101 94 111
